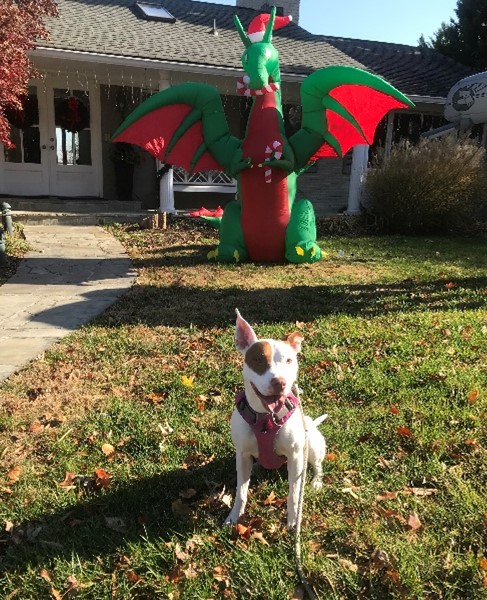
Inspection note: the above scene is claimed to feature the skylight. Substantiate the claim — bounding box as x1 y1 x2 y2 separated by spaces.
135 2 176 23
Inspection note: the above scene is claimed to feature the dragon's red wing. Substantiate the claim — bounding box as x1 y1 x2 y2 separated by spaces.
113 104 224 172
312 85 410 160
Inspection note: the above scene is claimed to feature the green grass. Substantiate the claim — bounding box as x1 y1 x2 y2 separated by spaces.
0 220 486 599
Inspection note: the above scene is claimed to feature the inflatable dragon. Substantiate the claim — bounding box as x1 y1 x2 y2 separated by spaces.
113 6 414 263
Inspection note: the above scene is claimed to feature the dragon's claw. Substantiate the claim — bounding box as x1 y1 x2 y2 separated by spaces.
287 241 322 264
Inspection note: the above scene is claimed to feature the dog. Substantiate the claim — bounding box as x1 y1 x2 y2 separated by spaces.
225 310 327 528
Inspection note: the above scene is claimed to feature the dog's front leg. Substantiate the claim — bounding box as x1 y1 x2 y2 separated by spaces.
225 451 253 525
286 448 304 528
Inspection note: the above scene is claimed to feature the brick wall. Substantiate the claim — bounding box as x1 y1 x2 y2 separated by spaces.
236 0 301 23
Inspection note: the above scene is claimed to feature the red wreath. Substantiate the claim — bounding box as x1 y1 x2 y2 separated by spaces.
55 96 90 132
5 94 39 130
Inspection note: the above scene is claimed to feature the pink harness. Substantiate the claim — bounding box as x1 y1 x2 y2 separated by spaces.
235 391 299 469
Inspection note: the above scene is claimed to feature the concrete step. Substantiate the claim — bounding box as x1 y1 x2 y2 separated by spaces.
12 211 149 226
2 197 152 226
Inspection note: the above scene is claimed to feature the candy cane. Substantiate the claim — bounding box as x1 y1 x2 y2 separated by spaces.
237 77 280 97
264 140 283 184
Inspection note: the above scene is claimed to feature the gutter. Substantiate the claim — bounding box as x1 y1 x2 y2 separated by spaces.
32 47 308 83
32 47 446 105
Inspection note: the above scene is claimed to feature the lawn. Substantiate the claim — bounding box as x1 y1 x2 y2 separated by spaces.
1 220 486 599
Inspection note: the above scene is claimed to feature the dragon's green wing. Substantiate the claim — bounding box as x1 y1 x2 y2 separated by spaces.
112 83 243 174
289 66 415 169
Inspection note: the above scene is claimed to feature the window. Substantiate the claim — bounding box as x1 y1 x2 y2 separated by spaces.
135 2 176 22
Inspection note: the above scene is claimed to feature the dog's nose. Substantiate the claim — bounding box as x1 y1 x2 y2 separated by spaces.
270 376 286 393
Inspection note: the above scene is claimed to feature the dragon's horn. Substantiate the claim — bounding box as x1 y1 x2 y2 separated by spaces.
263 6 276 43
234 14 251 48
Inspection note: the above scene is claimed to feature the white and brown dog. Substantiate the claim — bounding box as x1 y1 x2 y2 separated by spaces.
225 310 327 528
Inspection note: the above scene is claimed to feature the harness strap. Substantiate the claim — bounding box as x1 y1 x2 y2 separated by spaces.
235 391 299 469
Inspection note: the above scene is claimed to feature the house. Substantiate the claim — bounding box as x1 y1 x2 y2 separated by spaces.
0 0 474 216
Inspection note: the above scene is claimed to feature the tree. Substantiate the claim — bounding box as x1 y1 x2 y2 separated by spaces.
0 0 58 148
427 0 487 70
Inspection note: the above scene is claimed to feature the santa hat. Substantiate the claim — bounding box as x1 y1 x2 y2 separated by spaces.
247 13 292 43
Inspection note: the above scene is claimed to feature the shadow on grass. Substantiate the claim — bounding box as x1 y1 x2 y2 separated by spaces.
1 457 236 571
29 276 487 329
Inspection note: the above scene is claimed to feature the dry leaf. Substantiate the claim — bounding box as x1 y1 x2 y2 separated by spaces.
407 511 422 531
468 390 479 404
376 491 398 502
101 443 116 458
445 282 458 289
125 570 142 583
389 405 400 415
94 468 111 489
58 472 77 489
181 375 195 387
40 569 52 583
403 487 437 497
7 466 21 483
174 542 191 562
251 530 270 546
339 558 358 572
480 557 487 572
145 391 166 404
397 426 413 438
325 452 338 461
51 589 62 600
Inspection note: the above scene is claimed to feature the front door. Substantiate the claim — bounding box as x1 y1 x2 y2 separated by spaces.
0 80 102 197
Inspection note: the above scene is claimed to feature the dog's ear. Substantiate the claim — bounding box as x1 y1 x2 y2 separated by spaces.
235 309 258 353
284 332 304 354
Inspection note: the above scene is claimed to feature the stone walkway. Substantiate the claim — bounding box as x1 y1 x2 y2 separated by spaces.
0 225 136 382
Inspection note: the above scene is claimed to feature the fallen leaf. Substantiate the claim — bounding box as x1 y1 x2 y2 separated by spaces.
397 426 413 438
389 405 400 415
125 570 142 584
480 557 487 572
339 558 358 572
58 472 77 489
51 589 62 600
65 575 80 595
325 453 338 461
376 491 398 502
7 466 22 483
39 569 52 583
181 375 195 387
407 511 422 531
145 391 166 404
195 394 207 412
251 530 270 546
94 468 112 489
468 390 479 404
28 422 44 433
174 542 191 562
101 443 116 457
445 282 458 289
403 487 437 497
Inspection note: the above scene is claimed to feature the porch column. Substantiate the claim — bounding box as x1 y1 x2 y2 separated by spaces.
158 78 175 214
346 144 369 214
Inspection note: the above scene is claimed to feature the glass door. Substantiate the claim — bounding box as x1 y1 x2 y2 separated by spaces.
0 85 50 196
47 84 102 197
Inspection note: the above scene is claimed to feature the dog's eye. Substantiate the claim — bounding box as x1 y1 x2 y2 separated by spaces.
286 358 293 364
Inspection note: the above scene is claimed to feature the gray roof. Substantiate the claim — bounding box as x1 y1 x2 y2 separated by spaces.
42 0 364 74
319 36 474 99
41 0 472 99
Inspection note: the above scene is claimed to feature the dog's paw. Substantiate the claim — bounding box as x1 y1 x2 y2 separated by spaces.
286 518 297 529
224 513 238 526
310 477 323 491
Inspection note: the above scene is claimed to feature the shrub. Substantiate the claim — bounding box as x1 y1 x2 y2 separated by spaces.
364 135 487 234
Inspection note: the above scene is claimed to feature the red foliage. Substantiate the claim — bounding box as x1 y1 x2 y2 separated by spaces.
0 0 58 147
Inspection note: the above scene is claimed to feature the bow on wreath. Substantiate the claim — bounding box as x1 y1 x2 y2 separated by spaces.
55 96 90 133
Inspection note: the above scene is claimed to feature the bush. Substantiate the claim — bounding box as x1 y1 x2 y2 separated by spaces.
364 135 487 234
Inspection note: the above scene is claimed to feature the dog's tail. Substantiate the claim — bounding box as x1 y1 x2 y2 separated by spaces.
313 414 328 427
304 414 328 428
